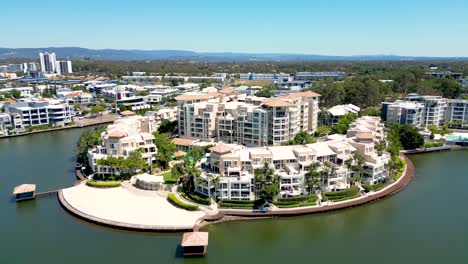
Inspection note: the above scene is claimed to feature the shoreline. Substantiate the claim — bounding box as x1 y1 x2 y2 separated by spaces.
0 115 117 139
57 154 415 232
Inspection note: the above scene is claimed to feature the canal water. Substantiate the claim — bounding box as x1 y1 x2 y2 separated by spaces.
1 129 467 264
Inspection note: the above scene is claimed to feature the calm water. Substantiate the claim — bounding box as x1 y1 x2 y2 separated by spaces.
1 129 467 264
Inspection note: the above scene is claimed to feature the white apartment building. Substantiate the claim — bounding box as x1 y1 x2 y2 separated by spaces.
194 116 389 200
0 87 34 97
382 100 425 127
404 94 447 127
65 91 94 105
239 73 291 81
445 99 468 126
55 60 73 75
4 98 73 127
39 52 57 73
323 104 360 126
87 115 158 175
176 91 320 146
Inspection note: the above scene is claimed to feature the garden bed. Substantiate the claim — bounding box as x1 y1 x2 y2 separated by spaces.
167 193 199 211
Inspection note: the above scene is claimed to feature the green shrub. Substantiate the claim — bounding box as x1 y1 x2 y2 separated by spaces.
362 183 385 193
86 180 121 188
322 186 360 202
273 195 318 208
181 192 211 205
424 141 444 148
167 193 199 211
219 199 262 209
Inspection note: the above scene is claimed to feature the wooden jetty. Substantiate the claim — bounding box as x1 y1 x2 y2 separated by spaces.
13 184 60 202
181 232 209 257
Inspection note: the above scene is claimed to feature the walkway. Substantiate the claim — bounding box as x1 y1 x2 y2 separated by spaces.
59 182 205 231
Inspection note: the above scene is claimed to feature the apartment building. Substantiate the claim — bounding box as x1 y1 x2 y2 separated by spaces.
239 73 290 81
294 72 347 81
0 87 34 97
87 115 158 174
445 99 468 126
323 104 360 126
4 98 73 128
404 94 447 127
176 91 320 146
381 100 424 126
194 116 389 200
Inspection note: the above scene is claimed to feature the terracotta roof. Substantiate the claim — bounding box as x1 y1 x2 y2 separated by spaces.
108 130 128 138
68 92 81 97
120 110 136 116
5 98 16 103
262 98 294 107
37 98 48 102
211 144 232 154
279 91 321 100
13 184 36 194
174 150 187 157
175 93 212 101
355 133 375 140
172 138 197 146
219 87 237 95
181 232 209 247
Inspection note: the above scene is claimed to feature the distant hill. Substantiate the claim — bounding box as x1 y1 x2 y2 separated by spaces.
1 47 467 61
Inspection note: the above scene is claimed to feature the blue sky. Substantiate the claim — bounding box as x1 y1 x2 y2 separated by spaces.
2 0 468 56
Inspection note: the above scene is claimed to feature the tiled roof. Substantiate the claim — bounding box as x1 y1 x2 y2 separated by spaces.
108 130 128 138
175 93 216 101
172 138 197 146
279 91 321 99
211 144 232 154
181 232 209 247
355 132 375 140
219 87 237 95
5 98 16 103
120 110 136 116
262 98 294 107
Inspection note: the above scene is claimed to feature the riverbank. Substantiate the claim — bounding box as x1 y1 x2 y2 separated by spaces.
0 114 118 139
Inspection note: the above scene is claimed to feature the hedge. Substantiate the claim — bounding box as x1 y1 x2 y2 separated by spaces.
394 158 406 181
181 192 211 205
86 180 121 188
273 195 318 208
219 199 262 209
167 193 199 211
322 186 360 202
424 141 444 148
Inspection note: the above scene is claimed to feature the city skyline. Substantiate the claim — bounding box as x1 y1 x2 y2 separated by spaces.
2 0 468 57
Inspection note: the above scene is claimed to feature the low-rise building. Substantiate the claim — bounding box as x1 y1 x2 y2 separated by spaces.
295 72 346 81
87 115 158 174
4 98 73 127
323 104 360 126
239 73 290 81
445 99 468 127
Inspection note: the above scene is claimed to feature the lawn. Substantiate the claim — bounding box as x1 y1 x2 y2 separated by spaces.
160 170 179 183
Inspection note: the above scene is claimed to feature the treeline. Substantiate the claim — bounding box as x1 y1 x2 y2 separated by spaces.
61 60 468 77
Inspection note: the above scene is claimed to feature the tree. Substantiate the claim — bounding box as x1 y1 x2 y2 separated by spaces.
255 86 274 98
75 125 107 164
158 119 178 136
290 131 316 145
397 124 424 150
331 113 357 134
254 162 280 202
152 132 176 169
91 105 105 116
10 89 21 99
305 162 321 194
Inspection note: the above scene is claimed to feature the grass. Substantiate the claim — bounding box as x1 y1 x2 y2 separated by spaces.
160 170 179 183
167 193 199 211
86 180 121 188
394 158 406 181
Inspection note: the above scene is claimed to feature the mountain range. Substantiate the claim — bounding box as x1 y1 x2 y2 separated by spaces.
1 47 467 61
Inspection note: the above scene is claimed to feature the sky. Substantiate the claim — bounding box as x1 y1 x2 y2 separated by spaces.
2 0 468 56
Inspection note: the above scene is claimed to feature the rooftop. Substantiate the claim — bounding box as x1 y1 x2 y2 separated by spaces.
181 232 209 247
13 184 36 194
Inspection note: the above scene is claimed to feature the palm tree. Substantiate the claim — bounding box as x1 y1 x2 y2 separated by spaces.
305 162 320 195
